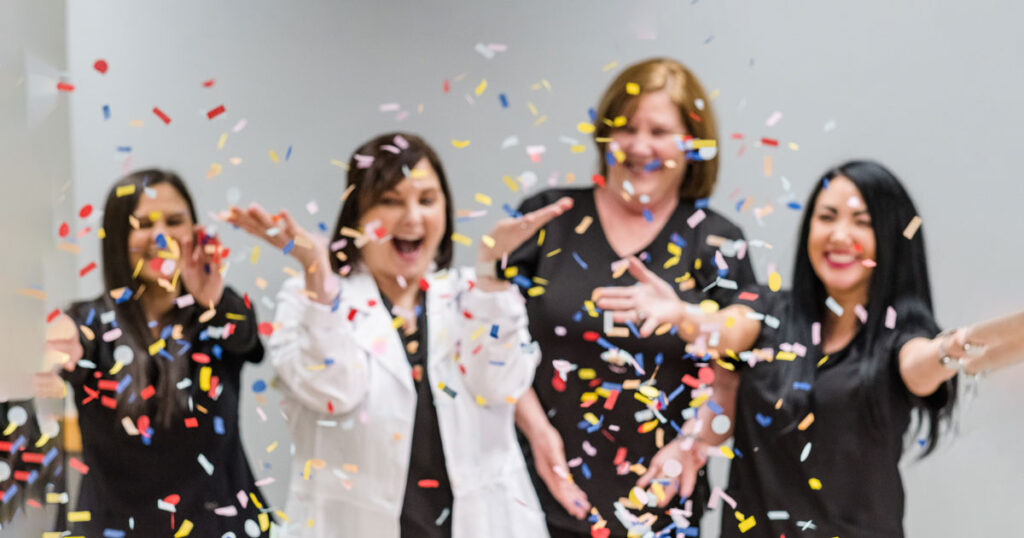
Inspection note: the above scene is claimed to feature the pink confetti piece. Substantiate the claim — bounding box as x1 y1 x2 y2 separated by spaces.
765 111 783 127
885 306 897 329
354 154 375 169
854 304 868 324
378 103 400 112
812 322 821 345
102 328 122 342
393 135 409 149
237 490 248 509
687 209 706 228
232 119 247 133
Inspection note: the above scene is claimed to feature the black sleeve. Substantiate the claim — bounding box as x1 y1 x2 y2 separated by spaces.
692 215 758 307
503 190 560 284
201 287 265 365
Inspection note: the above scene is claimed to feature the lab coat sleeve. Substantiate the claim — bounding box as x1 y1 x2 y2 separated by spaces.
455 269 541 407
269 277 369 415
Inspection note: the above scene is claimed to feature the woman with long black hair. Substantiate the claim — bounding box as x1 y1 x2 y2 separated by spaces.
596 160 1023 536
43 169 270 537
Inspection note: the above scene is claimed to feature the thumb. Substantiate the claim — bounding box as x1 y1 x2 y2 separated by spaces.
635 458 661 489
627 256 654 284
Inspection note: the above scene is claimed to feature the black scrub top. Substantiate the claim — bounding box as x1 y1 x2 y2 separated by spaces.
507 187 757 537
61 288 270 537
724 289 941 538
381 294 454 538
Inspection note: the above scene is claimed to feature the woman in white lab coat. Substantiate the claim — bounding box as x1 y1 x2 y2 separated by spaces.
228 132 573 538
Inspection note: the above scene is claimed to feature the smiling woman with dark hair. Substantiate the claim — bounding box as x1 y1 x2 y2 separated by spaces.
41 169 270 536
598 160 1023 537
227 132 574 538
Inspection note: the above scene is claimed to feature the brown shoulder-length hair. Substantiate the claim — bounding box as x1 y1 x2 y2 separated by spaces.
329 132 454 273
593 57 719 201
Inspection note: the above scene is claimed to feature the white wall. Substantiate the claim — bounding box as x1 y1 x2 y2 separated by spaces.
52 1 1024 536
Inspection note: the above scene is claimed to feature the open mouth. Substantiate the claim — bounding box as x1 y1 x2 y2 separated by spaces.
392 237 424 259
825 251 857 267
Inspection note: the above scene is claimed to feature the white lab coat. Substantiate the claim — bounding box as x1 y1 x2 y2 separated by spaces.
270 268 548 538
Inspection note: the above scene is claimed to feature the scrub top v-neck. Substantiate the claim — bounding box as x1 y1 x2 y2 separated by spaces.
380 294 454 538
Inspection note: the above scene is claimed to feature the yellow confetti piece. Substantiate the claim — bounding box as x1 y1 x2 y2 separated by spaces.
330 159 348 169
768 271 782 292
16 288 47 300
699 300 720 314
693 139 717 148
527 286 545 297
217 133 227 149
475 395 487 406
613 115 627 127
259 512 270 531
577 122 596 134
788 142 800 151
269 150 280 163
115 185 136 197
574 216 593 234
173 520 194 537
267 441 279 453
537 228 546 246
2 423 15 436
738 514 756 532
250 492 263 510
68 511 92 523
601 60 619 72
545 248 561 257
638 419 659 433
775 351 797 361
205 162 223 179
721 445 736 459
108 362 124 376
391 316 404 330
903 216 922 239
474 193 492 206
481 235 495 248
817 355 830 367
199 366 212 392
148 339 166 356
625 82 640 95
470 326 485 340
502 175 519 192
450 233 472 246
798 413 815 431
98 227 106 239
527 102 538 116
584 300 598 318
583 412 599 425
45 492 66 504
638 385 660 399
809 477 822 490
275 510 290 523
654 323 673 336
709 89 721 100
689 394 709 408
663 256 680 270
534 115 547 126
570 145 586 153
634 393 654 406
451 139 471 149
475 79 487 96
578 368 597 380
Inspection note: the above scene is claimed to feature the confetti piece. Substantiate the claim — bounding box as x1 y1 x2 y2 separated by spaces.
269 150 280 163
797 413 815 431
903 216 922 239
800 442 812 462
152 107 171 124
197 453 214 475
116 184 136 197
738 514 757 532
475 79 487 96
768 271 782 292
56 82 75 92
206 104 226 120
67 511 91 522
173 520 194 537
824 297 844 317
451 139 471 149
625 82 640 95
474 193 492 206
808 478 822 490
451 233 472 246
574 216 593 234
885 306 897 329
687 209 706 228
93 59 108 74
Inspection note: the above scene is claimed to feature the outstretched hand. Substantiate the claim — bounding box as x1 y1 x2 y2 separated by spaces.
180 225 225 307
634 437 708 508
225 203 329 272
528 423 591 520
593 256 687 337
478 196 573 264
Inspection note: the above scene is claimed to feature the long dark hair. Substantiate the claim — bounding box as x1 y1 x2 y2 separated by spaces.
778 160 955 455
91 169 199 428
330 132 454 273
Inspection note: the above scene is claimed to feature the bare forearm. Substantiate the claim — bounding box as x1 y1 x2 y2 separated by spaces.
515 387 551 439
678 304 760 357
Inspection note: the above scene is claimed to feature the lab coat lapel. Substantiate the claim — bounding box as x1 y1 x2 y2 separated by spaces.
342 271 415 393
425 270 457 390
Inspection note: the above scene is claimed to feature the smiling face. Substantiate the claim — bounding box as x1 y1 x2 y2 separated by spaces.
606 90 688 206
127 182 194 287
358 158 447 285
807 175 877 305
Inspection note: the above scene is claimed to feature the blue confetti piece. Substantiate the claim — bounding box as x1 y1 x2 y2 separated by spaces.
717 268 729 278
177 341 191 355
793 381 811 391
643 159 662 172
252 380 267 393
595 337 615 351
917 438 927 447
605 150 616 167
42 447 58 467
571 252 588 270
572 311 583 322
102 104 110 120
675 137 686 151
576 420 591 430
155 233 168 249
655 352 664 366
822 178 830 190
282 239 295 255
489 324 499 338
669 325 678 336
601 382 623 391
160 324 173 340
581 463 592 479
212 344 223 360
116 374 132 395
116 145 132 153
625 319 641 338
2 485 19 504
127 392 136 404
787 201 802 210
141 428 154 446
642 208 654 222
669 233 687 248
588 108 596 123
512 275 532 289
285 145 293 161
85 308 95 326
499 93 509 108
318 222 328 232
441 385 457 398
330 294 340 312
9 436 26 454
501 203 521 218
682 526 699 537
735 198 746 212
667 383 686 403
755 413 772 427
103 529 127 538
414 305 422 316
707 400 723 414
213 416 226 435
635 352 644 372
324 358 335 366
734 447 743 458
695 198 710 209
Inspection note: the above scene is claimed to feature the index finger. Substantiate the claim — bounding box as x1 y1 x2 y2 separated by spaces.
520 196 574 235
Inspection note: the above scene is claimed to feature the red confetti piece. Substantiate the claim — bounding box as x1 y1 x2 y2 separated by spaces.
56 82 75 92
326 400 335 413
688 111 702 122
152 107 172 124
737 291 759 302
760 137 779 147
137 416 151 436
26 499 42 509
417 479 440 488
582 331 600 342
347 308 358 322
592 526 611 538
206 104 226 120
603 390 619 410
163 494 181 505
374 227 388 239
613 446 628 466
0 442 11 452
551 372 566 392
461 310 474 320
93 59 108 74
140 385 156 400
201 79 215 88
592 174 606 188
418 278 430 291
698 367 715 385
184 417 199 428
243 293 251 309
14 470 31 482
20 452 44 464
681 374 701 388
443 79 450 93
79 261 97 277
69 457 90 475
730 133 744 140
257 322 274 336
97 380 119 392
79 204 93 218
209 376 220 397
58 222 70 238
192 353 210 364
100 396 117 408
76 227 92 238
46 309 61 323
